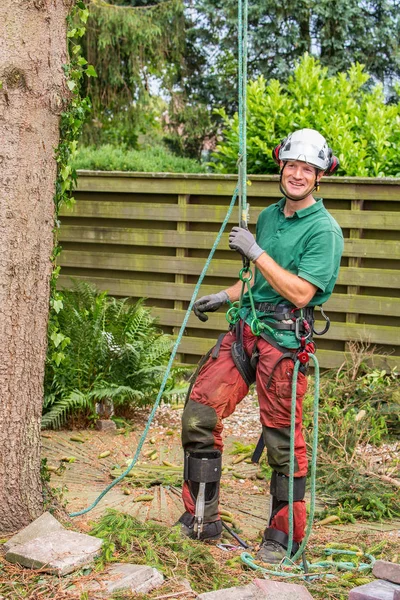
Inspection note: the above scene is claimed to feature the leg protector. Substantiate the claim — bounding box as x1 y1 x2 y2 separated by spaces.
183 450 222 539
260 471 306 554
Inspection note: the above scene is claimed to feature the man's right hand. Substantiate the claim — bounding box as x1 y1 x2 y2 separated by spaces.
193 291 229 322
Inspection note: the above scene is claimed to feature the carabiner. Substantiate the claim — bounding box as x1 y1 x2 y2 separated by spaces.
295 317 312 341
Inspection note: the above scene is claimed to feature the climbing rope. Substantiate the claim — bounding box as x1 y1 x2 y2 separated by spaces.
69 187 238 517
241 547 375 581
70 0 251 520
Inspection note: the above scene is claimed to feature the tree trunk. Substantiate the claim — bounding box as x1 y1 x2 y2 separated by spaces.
0 0 71 533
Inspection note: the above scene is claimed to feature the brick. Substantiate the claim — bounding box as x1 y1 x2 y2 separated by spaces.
349 579 400 600
254 578 314 599
373 561 400 585
4 512 64 552
5 530 102 575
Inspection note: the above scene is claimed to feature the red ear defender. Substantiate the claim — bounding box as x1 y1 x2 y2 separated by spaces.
326 155 339 174
272 143 282 164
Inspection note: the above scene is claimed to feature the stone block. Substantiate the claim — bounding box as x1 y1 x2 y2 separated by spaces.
254 578 314 599
197 583 266 599
6 530 102 575
394 591 400 600
349 579 400 600
84 563 164 596
4 512 64 552
373 561 400 585
95 419 117 432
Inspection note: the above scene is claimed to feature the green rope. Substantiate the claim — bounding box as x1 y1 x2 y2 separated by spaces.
240 547 375 580
70 0 251 521
69 187 238 517
287 353 319 562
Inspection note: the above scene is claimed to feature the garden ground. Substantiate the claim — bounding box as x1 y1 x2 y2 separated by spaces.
1 394 399 599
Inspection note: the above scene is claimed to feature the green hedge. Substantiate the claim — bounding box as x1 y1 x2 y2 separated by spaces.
73 143 207 173
212 54 400 177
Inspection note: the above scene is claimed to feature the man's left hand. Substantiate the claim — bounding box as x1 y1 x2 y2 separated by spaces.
228 227 264 262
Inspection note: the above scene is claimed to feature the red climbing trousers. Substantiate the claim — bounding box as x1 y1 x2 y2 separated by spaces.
181 322 309 543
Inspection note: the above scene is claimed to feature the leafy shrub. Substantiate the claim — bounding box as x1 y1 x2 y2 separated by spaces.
43 281 180 429
212 53 400 177
304 349 400 522
72 143 207 173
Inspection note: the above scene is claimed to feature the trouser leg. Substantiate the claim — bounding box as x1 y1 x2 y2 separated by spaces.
180 328 250 534
255 331 308 544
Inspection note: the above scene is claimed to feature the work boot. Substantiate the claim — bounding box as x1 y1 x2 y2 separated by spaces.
177 511 222 541
256 528 299 565
256 539 286 564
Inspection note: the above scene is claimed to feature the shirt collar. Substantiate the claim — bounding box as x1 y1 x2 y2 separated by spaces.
277 197 324 219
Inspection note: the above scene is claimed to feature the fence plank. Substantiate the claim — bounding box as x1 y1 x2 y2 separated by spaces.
62 201 400 231
58 274 400 316
176 336 399 370
60 251 400 289
59 226 400 259
150 307 399 346
76 172 400 201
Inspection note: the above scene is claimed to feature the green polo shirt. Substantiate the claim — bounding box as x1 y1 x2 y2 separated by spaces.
239 198 344 348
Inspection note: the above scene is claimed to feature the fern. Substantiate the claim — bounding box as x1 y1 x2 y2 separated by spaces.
43 280 181 428
42 390 91 429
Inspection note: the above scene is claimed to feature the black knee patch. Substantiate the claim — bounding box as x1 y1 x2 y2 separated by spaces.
182 399 218 451
262 426 299 474
270 471 306 502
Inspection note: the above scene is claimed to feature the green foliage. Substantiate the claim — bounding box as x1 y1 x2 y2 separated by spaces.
304 355 400 522
43 281 177 429
90 509 243 592
72 143 207 172
212 54 400 177
48 2 93 389
164 101 214 160
81 0 184 147
185 0 400 112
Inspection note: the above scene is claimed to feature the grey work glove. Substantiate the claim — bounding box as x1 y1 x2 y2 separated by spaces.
193 291 229 322
228 226 264 262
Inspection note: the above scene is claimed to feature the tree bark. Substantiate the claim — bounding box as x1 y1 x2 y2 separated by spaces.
0 0 71 533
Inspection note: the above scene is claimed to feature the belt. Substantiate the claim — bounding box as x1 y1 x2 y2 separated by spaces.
254 303 314 321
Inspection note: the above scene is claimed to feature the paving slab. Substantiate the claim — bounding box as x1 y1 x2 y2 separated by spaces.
373 561 400 585
82 563 164 596
5 530 102 575
349 579 400 600
95 419 117 432
254 578 314 599
4 512 64 552
197 583 266 599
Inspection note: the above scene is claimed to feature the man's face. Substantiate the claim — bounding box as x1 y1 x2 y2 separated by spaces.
280 160 322 201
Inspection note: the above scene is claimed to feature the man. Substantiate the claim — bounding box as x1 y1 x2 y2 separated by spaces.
178 128 344 563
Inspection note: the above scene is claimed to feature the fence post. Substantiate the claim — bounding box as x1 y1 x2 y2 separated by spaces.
346 198 364 352
174 194 190 362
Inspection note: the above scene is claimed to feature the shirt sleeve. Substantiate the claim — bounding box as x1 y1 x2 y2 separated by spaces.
297 229 340 292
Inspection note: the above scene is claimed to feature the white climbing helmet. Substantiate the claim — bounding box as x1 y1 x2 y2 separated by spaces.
277 128 332 171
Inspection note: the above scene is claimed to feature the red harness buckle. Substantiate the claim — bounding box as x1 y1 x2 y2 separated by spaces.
297 350 309 364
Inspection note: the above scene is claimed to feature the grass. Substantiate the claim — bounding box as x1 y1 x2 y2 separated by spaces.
72 143 208 173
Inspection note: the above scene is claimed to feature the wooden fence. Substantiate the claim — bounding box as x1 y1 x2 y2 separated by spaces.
59 172 400 370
